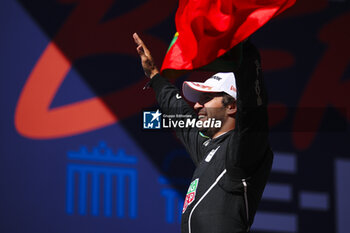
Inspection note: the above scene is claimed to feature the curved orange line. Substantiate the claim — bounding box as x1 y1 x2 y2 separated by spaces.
14 0 176 139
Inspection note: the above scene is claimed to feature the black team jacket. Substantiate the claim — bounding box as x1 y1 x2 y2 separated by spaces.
149 41 273 233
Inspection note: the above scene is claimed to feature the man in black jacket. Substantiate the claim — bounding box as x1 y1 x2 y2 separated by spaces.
133 33 273 233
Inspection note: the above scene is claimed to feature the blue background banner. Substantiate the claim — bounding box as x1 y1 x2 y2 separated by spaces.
1 0 349 233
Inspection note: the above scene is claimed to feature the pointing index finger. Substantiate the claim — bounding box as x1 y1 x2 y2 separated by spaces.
133 32 151 56
133 33 143 46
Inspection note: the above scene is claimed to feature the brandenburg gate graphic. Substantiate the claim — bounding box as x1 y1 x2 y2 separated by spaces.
66 141 138 218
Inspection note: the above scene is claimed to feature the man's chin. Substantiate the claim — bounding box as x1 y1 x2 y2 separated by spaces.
198 117 207 122
199 127 218 139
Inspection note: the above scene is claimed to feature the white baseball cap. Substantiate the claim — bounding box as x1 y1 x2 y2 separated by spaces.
182 72 237 103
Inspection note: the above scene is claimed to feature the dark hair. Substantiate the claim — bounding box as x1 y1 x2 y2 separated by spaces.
221 93 236 107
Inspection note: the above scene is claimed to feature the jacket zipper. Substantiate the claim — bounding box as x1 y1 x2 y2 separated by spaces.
242 179 250 232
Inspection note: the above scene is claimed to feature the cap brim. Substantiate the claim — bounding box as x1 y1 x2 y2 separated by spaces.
182 81 220 103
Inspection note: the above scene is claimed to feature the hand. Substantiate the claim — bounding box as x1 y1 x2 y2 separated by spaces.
133 33 159 79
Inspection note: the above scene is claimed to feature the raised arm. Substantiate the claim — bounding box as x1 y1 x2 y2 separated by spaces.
133 33 203 164
226 41 270 179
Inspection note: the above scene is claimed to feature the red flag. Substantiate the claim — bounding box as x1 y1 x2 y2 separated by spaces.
161 0 296 77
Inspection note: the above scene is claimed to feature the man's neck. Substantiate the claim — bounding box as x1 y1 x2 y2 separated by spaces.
212 131 228 139
212 118 235 139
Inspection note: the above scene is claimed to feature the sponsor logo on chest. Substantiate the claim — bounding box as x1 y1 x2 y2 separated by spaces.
182 178 199 214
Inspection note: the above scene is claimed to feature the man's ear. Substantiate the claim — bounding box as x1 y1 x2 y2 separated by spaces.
226 102 237 116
